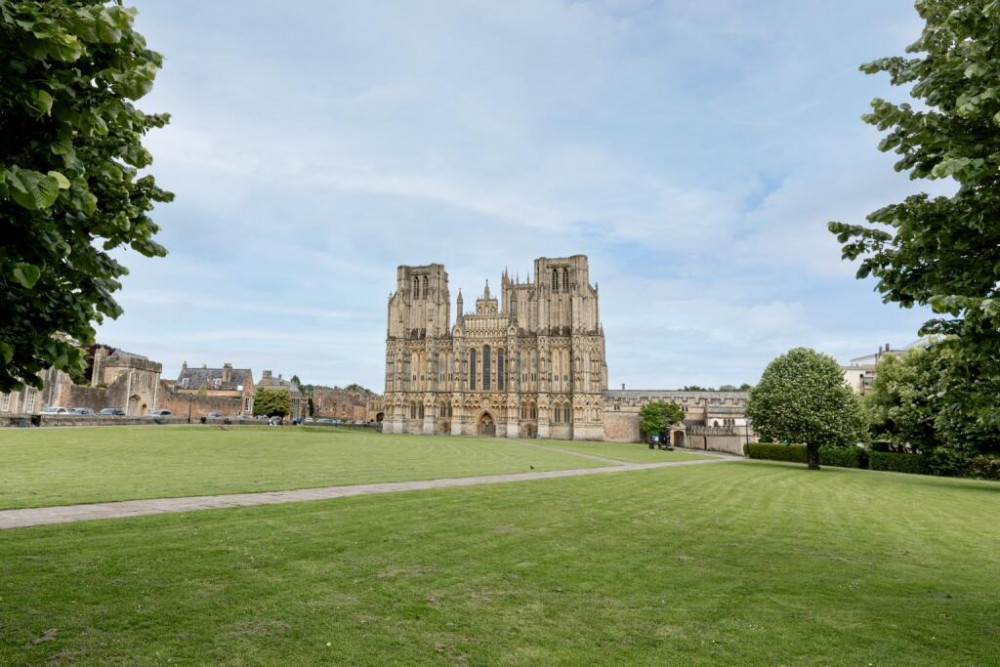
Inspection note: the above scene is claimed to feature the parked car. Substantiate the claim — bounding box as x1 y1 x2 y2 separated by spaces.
255 415 269 421
268 416 283 426
98 408 126 416
71 407 95 415
150 409 172 417
317 418 335 424
40 406 70 414
304 417 315 423
233 415 249 421
206 412 222 419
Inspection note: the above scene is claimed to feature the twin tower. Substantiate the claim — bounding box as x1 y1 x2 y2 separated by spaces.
383 255 608 439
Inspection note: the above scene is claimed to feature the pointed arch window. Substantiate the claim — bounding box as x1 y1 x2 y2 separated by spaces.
482 346 491 391
551 268 559 292
422 276 428 298
497 349 505 391
413 276 419 298
562 268 569 291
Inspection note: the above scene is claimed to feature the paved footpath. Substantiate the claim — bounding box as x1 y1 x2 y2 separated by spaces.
0 455 739 531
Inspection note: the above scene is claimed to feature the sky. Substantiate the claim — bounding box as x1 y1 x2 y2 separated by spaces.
96 0 945 391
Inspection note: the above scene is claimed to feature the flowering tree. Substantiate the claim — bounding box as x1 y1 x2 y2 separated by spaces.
746 348 863 470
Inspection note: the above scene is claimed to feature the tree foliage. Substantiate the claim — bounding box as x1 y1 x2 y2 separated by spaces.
638 400 685 437
746 348 863 469
0 0 171 392
863 347 939 452
828 1 1000 382
254 387 291 417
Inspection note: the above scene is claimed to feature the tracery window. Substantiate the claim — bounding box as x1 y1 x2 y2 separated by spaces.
562 268 569 291
422 276 428 297
551 268 559 292
413 276 419 298
482 346 491 391
497 350 505 391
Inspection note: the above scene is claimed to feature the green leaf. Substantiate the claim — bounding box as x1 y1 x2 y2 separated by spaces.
0 343 12 365
3 167 61 210
47 170 71 189
11 263 42 289
34 90 54 116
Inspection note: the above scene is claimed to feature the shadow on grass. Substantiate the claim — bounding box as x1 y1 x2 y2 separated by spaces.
745 459 1000 494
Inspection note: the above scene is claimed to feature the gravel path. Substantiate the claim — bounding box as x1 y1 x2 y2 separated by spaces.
0 456 737 530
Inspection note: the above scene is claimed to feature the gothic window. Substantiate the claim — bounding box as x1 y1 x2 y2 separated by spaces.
422 276 428 298
562 268 569 291
413 276 419 298
551 268 559 292
419 404 425 419
497 350 505 391
469 349 477 390
482 346 491 391
530 406 537 420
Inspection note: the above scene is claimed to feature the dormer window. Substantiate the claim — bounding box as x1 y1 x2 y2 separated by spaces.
180 378 189 388
213 378 222 389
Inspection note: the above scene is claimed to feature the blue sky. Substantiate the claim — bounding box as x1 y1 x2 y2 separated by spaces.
97 0 942 390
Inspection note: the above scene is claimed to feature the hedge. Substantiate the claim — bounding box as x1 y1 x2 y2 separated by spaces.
868 451 934 475
745 443 866 468
745 443 807 463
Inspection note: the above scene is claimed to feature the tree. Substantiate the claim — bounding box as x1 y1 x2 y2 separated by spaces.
344 383 373 395
254 387 291 418
828 2 1000 412
746 348 863 470
0 1 171 392
863 347 940 453
638 400 685 438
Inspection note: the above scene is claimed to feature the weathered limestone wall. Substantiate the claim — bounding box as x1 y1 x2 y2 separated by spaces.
157 389 245 419
602 411 640 442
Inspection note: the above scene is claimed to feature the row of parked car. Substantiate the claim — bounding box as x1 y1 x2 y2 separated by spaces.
39 407 174 417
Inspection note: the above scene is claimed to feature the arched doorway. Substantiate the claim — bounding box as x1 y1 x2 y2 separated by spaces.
478 412 496 437
376 412 384 422
521 423 536 439
672 430 685 448
128 394 140 416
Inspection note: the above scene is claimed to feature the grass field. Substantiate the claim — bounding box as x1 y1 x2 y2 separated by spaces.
0 426 705 509
1 462 997 665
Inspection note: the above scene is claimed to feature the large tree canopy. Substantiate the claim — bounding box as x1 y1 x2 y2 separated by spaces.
0 0 171 392
746 348 863 470
254 387 291 418
828 1 1000 367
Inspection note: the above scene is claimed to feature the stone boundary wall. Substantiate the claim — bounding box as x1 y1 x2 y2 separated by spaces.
157 393 245 419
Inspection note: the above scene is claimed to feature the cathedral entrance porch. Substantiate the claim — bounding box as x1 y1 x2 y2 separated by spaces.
477 412 496 437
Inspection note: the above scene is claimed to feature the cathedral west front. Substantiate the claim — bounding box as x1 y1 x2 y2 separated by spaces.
382 255 608 440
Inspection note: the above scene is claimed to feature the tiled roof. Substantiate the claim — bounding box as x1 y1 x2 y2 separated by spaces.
177 367 253 392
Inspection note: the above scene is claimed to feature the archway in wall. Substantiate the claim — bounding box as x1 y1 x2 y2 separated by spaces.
672 430 685 448
477 412 496 437
127 394 140 416
376 412 384 422
520 423 536 439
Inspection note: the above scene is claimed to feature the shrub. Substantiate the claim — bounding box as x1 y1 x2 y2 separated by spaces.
869 451 933 475
745 443 807 463
818 446 867 469
967 456 1000 481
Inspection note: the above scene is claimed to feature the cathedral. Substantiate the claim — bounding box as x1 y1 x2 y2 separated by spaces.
382 255 608 439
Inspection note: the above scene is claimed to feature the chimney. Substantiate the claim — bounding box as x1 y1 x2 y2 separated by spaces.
263 370 272 379
621 383 625 390
222 363 232 383
181 360 187 371
885 342 890 352
202 363 207 369
278 374 283 382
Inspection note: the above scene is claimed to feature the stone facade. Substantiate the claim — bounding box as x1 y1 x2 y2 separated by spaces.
383 256 608 439
174 362 256 415
312 386 373 421
0 345 163 417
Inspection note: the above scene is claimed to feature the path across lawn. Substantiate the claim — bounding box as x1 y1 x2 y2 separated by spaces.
0 456 734 529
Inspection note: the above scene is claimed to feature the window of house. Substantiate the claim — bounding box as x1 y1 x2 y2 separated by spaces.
213 378 222 388
0 393 9 412
180 377 189 388
24 388 35 412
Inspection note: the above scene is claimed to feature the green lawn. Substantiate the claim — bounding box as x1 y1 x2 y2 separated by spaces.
0 426 695 509
1 462 997 665
531 439 713 463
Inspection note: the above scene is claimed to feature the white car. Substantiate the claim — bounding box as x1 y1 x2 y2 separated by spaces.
40 406 70 414
150 409 173 417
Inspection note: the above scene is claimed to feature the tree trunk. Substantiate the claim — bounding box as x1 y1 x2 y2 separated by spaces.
807 443 821 470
